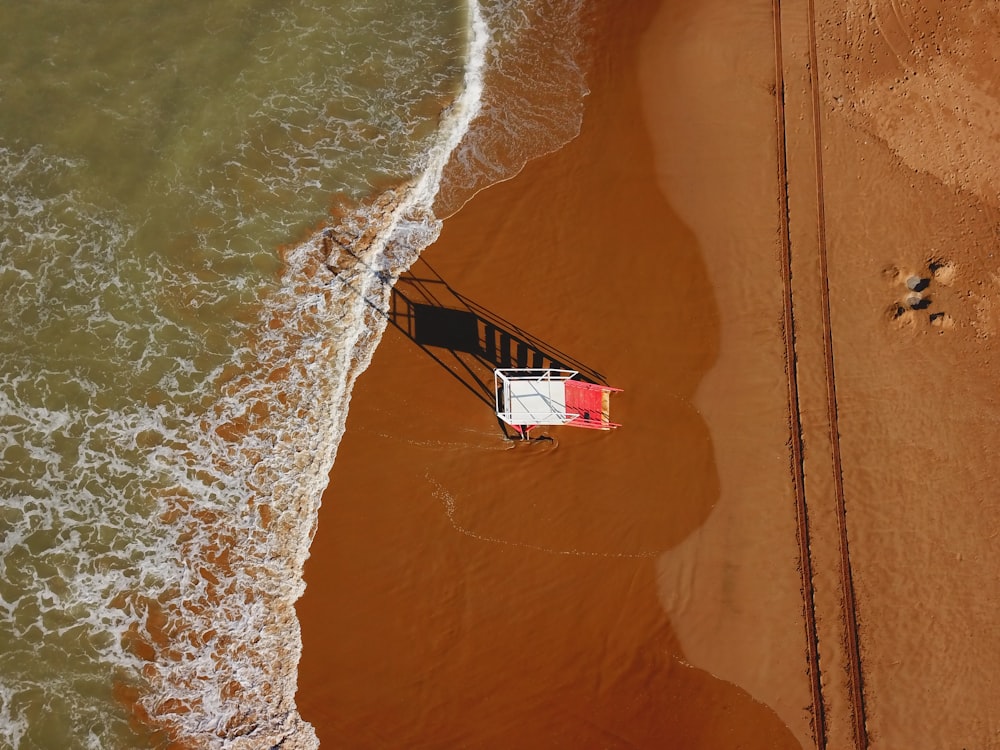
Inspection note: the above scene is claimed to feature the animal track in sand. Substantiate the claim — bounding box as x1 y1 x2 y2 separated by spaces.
885 257 957 333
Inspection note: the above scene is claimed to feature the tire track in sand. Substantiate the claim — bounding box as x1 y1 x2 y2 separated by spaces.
802 0 870 745
771 1 869 747
769 1 827 747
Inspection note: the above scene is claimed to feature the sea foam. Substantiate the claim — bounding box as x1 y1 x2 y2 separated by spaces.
126 2 489 747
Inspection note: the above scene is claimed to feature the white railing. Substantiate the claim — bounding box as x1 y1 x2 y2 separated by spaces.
493 368 579 426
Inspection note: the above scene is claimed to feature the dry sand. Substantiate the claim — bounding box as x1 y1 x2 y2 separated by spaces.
296 1 1000 747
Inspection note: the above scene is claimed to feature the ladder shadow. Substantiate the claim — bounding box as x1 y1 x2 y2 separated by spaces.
387 257 611 417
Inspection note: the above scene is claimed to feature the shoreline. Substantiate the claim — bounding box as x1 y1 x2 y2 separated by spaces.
639 0 817 741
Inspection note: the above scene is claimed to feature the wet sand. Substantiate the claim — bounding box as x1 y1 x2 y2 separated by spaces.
297 0 1000 748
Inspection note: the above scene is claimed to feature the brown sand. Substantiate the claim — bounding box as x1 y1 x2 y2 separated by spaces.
808 1 1000 747
297 0 1000 748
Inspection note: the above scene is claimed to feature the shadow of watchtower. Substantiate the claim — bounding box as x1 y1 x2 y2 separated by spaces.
388 258 610 409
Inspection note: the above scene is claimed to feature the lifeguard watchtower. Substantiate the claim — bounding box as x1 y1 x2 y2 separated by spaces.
494 368 622 438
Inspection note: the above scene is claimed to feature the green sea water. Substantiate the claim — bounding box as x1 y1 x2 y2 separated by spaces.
0 0 588 747
0 2 467 747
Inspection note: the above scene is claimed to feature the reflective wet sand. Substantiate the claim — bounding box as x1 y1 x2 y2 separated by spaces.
297 0 805 746
298 1 1000 747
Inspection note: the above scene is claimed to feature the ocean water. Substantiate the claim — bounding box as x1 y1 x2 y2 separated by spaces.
0 0 587 747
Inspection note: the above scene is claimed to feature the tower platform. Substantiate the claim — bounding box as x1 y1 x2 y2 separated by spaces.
494 368 622 435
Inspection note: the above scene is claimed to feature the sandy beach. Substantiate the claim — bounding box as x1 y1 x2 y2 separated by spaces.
296 1 1000 748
